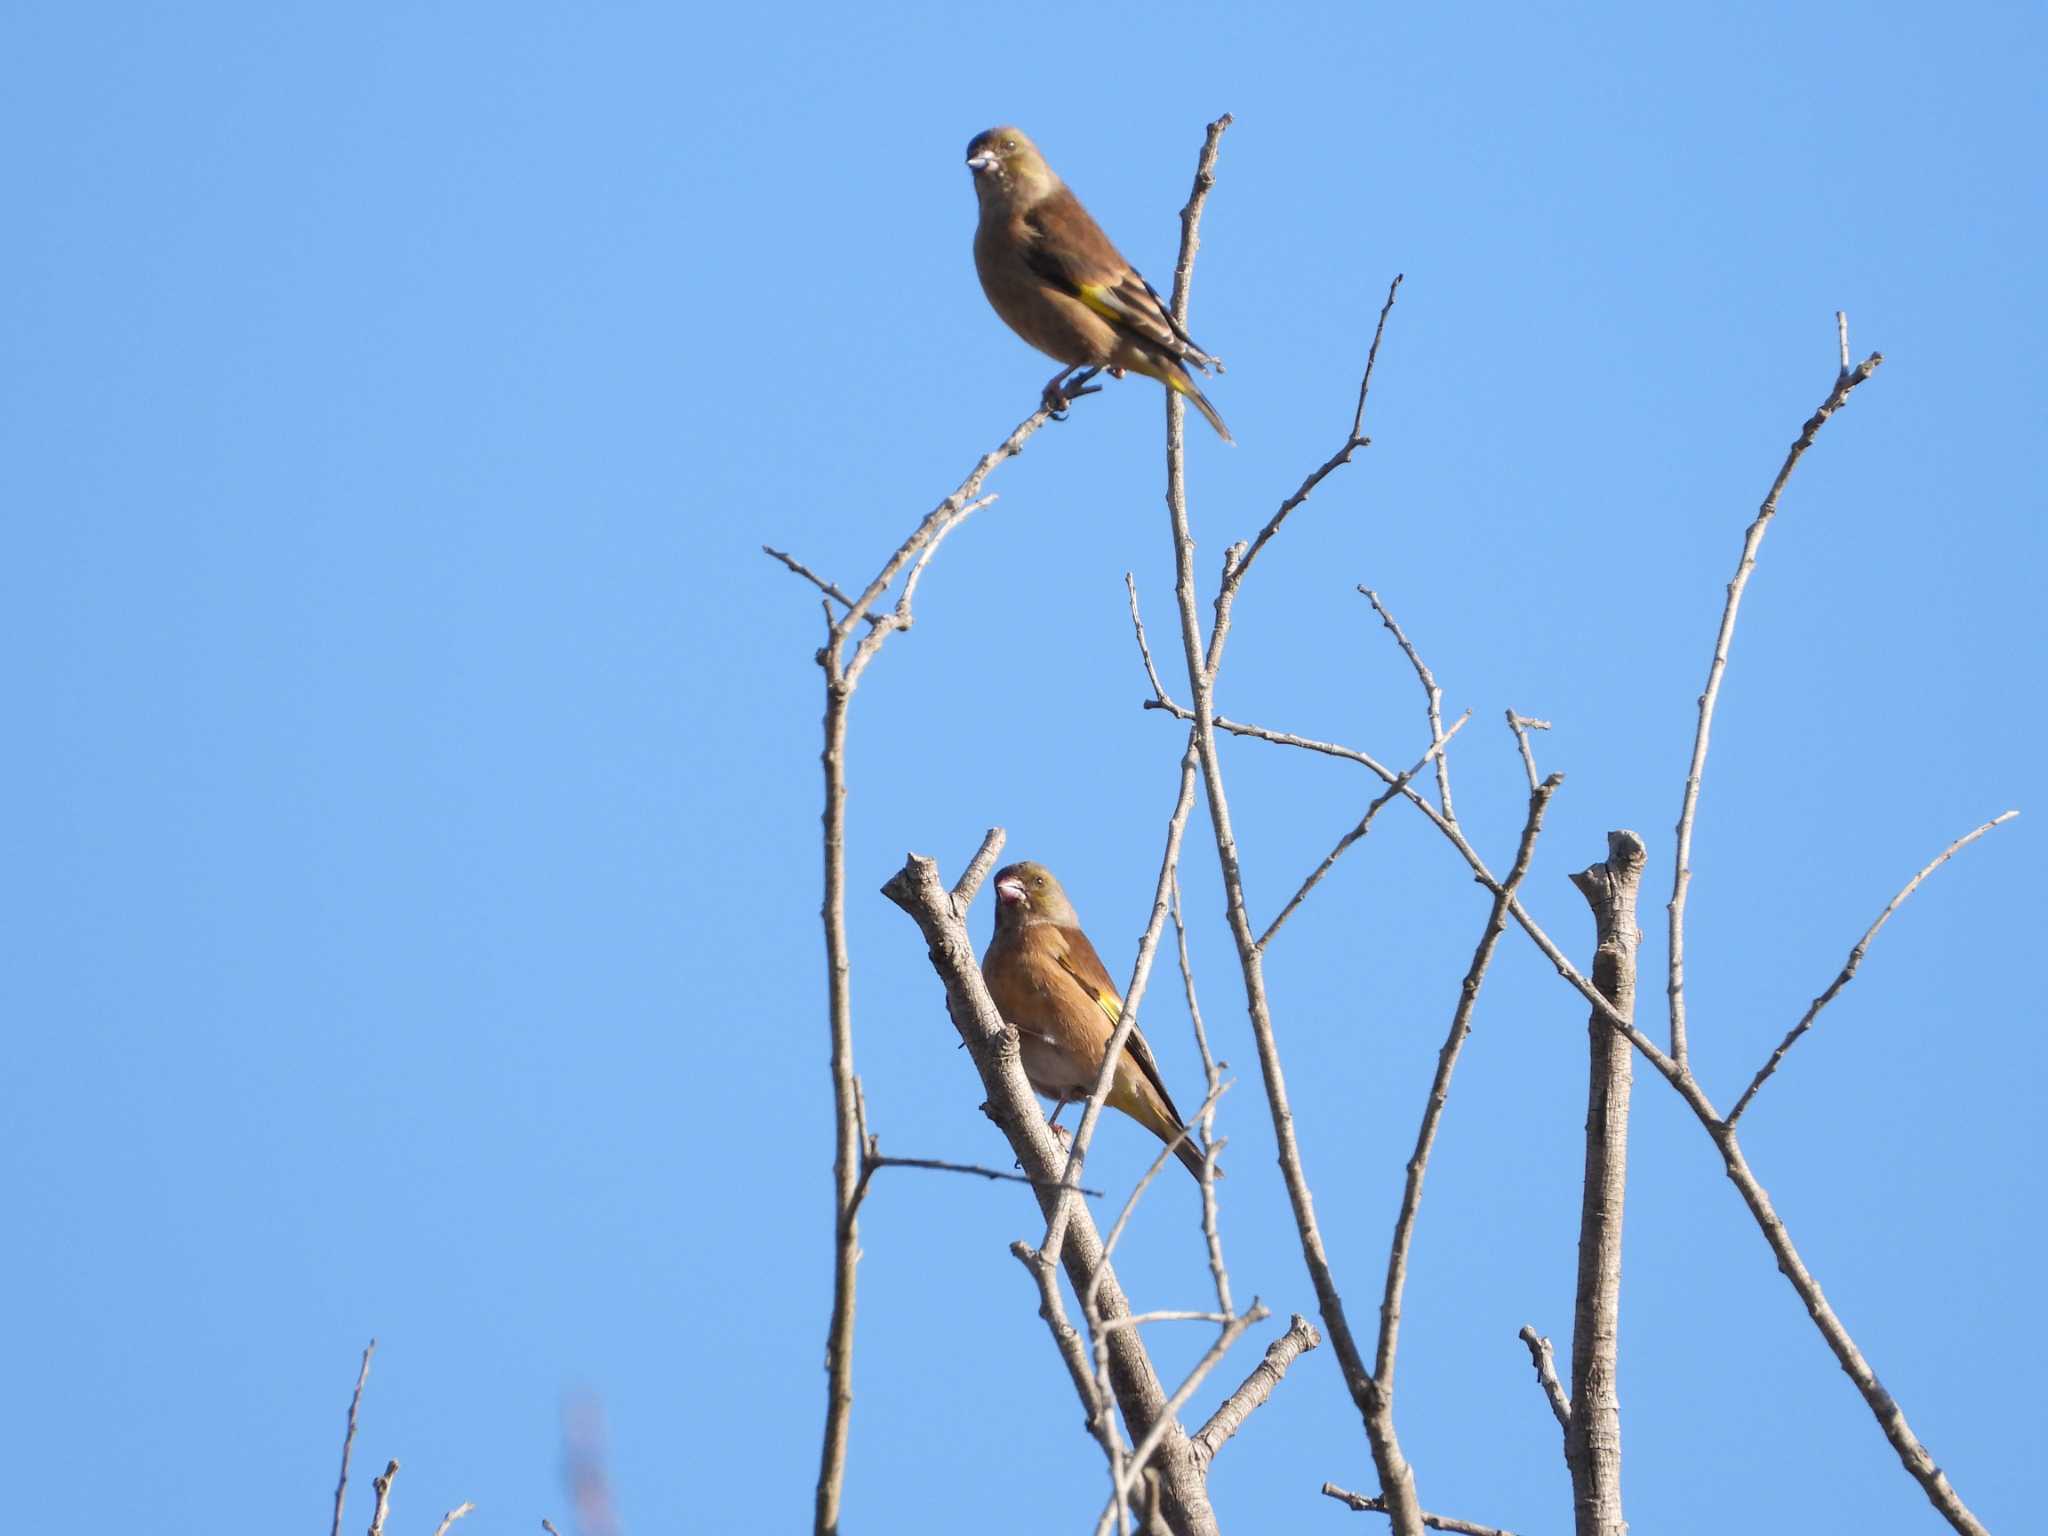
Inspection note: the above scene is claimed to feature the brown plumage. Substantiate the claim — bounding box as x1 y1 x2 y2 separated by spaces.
981 860 1217 1182
965 127 1232 442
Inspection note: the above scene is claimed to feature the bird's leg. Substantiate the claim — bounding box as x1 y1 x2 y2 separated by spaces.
1041 365 1103 419
1046 1096 1072 1130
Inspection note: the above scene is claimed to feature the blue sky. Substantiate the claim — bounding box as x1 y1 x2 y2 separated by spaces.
3 2 2041 1532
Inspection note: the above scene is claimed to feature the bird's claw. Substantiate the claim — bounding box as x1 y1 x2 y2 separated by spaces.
1042 367 1103 421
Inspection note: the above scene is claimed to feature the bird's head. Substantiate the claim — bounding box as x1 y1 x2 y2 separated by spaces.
991 860 1077 929
965 127 1058 207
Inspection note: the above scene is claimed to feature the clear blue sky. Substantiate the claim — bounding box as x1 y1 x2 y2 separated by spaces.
4 3 2040 1532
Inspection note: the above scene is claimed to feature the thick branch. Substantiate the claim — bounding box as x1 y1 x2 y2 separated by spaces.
1667 330 1884 1067
1565 831 1645 1536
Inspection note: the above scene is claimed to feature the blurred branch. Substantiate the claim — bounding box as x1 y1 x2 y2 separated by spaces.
1321 1484 1518 1536
367 1460 398 1536
331 1338 376 1536
1517 1325 1571 1437
1504 712 1551 792
430 1504 476 1536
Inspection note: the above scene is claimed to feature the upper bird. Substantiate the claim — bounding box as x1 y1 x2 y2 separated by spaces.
981 860 1217 1183
965 127 1232 442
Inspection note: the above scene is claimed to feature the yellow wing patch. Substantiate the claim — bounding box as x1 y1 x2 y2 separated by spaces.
1055 951 1122 1028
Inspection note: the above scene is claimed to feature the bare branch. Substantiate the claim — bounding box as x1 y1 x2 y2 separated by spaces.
949 826 1008 914
541 1521 564 1536
1565 831 1646 1536
1376 776 1561 1395
1159 144 1422 1536
430 1503 476 1536
1504 712 1551 793
762 545 855 610
1256 711 1472 951
1172 871 1234 1316
1193 1313 1322 1466
366 1460 398 1536
1708 1125 1989 1534
1229 274 1403 590
331 1339 376 1536
1096 1304 1270 1536
1518 1326 1571 1435
1321 1485 1520 1536
1725 809 2018 1125
1360 587 1455 821
803 393 1069 1536
1012 1241 1124 1472
1668 332 1885 1068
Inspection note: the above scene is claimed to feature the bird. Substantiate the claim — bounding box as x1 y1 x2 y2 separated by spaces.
964 127 1232 442
981 860 1217 1182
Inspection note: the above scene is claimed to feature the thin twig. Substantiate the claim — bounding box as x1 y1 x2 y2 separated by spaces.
1228 275 1402 590
761 546 855 610
1192 1313 1321 1466
331 1339 376 1536
542 1521 565 1536
1376 776 1561 1396
1504 712 1551 793
1321 1485 1519 1536
1256 711 1472 950
1726 809 2018 1126
430 1503 477 1536
1667 328 1884 1069
1360 588 1454 821
1172 871 1233 1316
1517 1326 1571 1434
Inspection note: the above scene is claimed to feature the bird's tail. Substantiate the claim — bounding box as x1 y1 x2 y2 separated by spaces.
1173 1131 1221 1184
1163 362 1233 444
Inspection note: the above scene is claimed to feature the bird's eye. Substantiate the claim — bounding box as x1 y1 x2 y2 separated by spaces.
1003 139 1016 151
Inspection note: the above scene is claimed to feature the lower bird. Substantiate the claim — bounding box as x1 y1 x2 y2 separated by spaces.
964 126 1232 442
981 860 1217 1182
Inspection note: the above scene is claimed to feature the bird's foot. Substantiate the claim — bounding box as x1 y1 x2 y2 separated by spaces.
1042 367 1103 420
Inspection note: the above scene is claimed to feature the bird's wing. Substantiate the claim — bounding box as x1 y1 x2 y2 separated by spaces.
1054 925 1187 1126
1021 190 1209 364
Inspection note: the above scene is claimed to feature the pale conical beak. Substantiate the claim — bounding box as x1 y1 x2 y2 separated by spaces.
967 152 996 174
995 877 1026 904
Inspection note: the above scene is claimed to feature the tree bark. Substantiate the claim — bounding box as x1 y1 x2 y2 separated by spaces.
1565 831 1644 1536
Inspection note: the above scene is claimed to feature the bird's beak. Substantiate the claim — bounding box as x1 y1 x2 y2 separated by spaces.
966 152 996 174
995 877 1026 904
